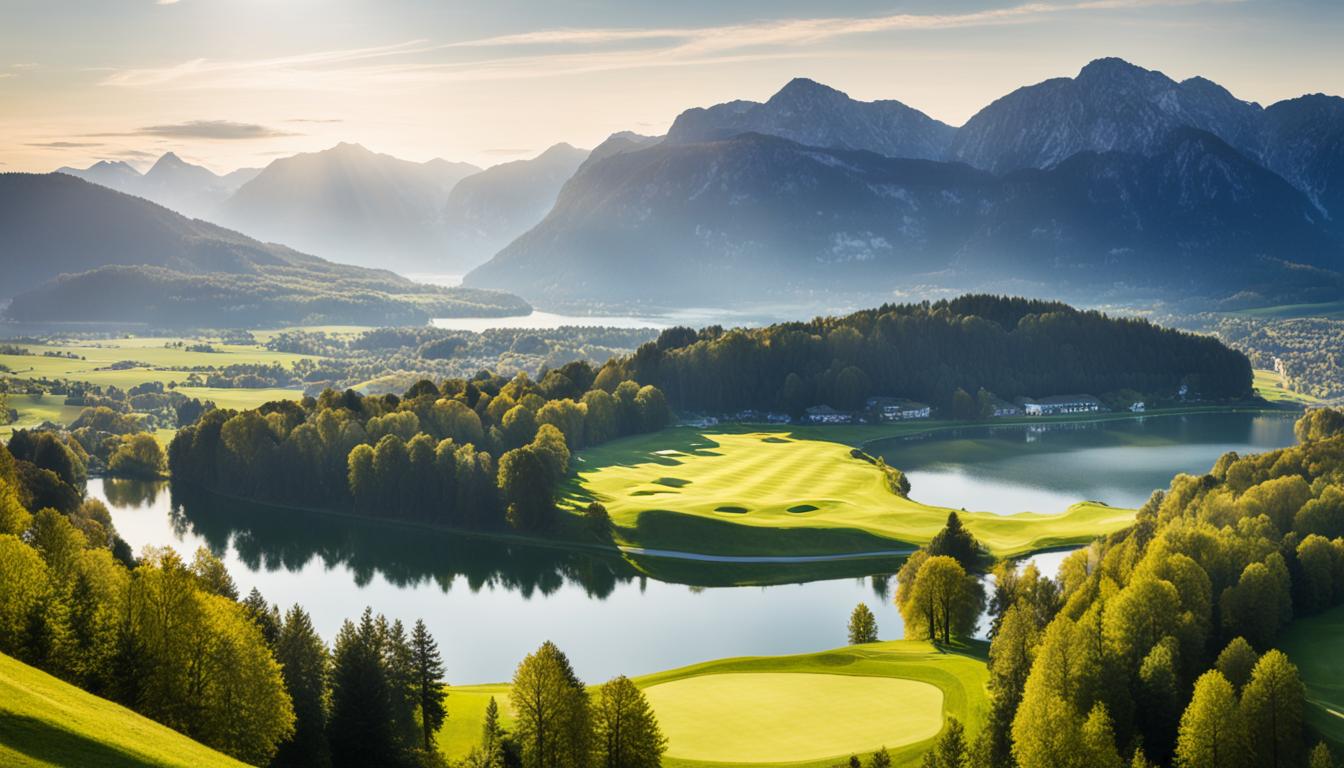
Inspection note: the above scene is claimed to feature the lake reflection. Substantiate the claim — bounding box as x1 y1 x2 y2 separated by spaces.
96 479 902 684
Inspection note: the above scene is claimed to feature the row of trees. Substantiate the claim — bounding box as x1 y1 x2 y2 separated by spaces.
917 408 1344 768
1 433 458 767
169 372 670 533
605 296 1253 414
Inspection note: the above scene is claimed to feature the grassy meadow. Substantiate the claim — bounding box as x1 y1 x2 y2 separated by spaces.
1253 368 1326 406
438 640 989 768
565 427 1136 559
1280 604 1344 745
0 652 246 768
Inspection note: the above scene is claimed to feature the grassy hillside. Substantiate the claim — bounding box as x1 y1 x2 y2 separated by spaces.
0 652 246 768
1280 605 1344 745
564 427 1135 558
1253 368 1326 406
438 640 989 768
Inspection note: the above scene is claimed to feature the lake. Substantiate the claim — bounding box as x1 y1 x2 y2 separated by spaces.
94 410 1298 684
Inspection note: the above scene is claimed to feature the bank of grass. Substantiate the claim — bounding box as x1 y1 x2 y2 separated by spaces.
437 640 989 768
1253 368 1325 406
565 427 1136 559
0 651 246 768
1280 605 1344 745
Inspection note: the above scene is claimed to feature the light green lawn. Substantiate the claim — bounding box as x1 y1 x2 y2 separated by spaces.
1280 605 1344 745
438 640 989 768
564 428 1135 559
0 652 245 768
1253 369 1324 406
0 394 85 440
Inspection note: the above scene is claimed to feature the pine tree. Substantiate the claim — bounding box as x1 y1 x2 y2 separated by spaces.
922 717 967 768
848 603 879 644
1309 742 1336 768
1240 650 1305 768
595 675 665 768
411 619 448 752
327 611 397 768
869 746 892 768
1175 671 1244 768
272 606 331 768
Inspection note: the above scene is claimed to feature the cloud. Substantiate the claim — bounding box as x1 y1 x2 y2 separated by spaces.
26 141 106 148
99 0 1235 90
137 119 295 139
286 117 343 124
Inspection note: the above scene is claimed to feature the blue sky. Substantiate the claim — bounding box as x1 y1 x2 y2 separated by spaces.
2 0 1341 172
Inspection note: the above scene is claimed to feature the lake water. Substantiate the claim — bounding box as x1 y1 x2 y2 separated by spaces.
94 410 1298 684
869 412 1298 516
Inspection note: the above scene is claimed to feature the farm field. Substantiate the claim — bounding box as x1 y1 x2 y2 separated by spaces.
437 640 989 768
1280 604 1344 745
0 336 316 388
1253 368 1326 406
0 651 246 768
564 427 1136 558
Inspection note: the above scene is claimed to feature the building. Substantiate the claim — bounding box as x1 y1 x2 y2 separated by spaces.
1129 401 1146 413
866 397 932 422
985 396 1022 418
1018 394 1103 416
805 405 853 424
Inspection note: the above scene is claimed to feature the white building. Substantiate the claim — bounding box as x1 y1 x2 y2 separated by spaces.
805 405 853 424
1019 394 1103 416
866 397 932 422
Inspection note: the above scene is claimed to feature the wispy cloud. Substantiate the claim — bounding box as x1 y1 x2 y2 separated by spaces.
100 0 1234 91
26 141 105 148
87 120 296 140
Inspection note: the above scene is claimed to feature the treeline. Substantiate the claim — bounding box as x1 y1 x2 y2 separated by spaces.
605 296 1253 413
0 435 457 767
916 407 1344 768
169 367 669 532
1214 315 1344 401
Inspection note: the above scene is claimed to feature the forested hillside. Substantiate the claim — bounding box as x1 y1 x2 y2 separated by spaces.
609 296 1253 413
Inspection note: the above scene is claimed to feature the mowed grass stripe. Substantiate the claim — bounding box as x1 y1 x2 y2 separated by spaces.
1280 603 1344 745
566 428 1135 558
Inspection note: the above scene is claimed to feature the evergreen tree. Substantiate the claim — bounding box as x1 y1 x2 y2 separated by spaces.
511 641 591 768
848 603 879 644
273 606 331 768
1310 743 1336 768
869 747 892 768
241 586 281 647
411 619 448 753
328 611 399 768
921 717 967 768
927 513 983 572
1216 637 1260 693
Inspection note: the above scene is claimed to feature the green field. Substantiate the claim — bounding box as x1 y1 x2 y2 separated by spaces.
438 640 989 768
1280 605 1344 745
1253 368 1325 406
0 337 316 389
1231 301 1344 320
0 652 245 768
565 428 1135 559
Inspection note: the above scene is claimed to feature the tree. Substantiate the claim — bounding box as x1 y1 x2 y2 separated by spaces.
272 606 331 768
927 513 983 571
328 611 399 768
511 641 591 768
921 717 967 768
1216 637 1260 692
1240 650 1304 768
1175 671 1244 768
869 747 892 768
1136 639 1181 764
1310 743 1336 768
595 675 666 768
899 555 983 644
1080 704 1124 768
848 603 879 644
411 619 448 753
107 433 166 478
466 696 508 768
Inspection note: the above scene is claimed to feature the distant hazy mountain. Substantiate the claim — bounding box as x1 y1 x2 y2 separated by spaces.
948 58 1264 174
583 132 661 169
217 143 480 271
441 143 589 270
56 160 142 194
0 173 528 326
464 130 1343 308
666 77 955 161
1257 94 1344 217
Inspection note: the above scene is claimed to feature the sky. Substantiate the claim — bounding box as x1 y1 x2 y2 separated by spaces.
2 0 1342 174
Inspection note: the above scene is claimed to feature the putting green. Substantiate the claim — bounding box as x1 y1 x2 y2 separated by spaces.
644 672 942 763
566 428 1135 558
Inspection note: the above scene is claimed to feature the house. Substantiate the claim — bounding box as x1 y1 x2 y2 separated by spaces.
1018 394 1103 416
805 405 853 424
682 415 719 428
986 396 1021 418
1129 401 1146 413
865 397 932 421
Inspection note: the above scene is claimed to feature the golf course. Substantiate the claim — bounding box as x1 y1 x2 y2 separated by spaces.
0 652 245 768
437 640 990 767
564 427 1137 559
1280 603 1344 745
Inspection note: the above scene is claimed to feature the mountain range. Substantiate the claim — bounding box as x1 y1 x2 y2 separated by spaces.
0 172 528 326
58 143 590 274
464 58 1344 309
